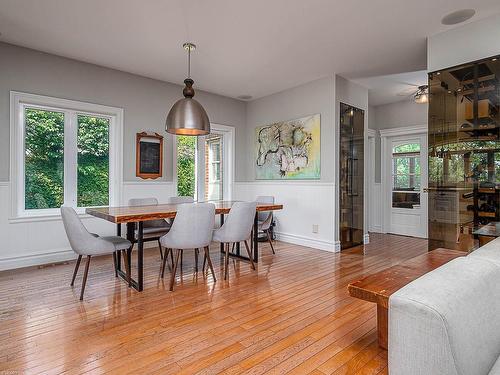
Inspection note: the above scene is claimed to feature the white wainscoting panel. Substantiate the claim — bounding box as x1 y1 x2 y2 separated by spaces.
0 181 175 270
369 183 383 233
234 181 337 252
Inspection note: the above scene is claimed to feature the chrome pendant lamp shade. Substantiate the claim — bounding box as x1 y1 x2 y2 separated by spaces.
166 43 210 136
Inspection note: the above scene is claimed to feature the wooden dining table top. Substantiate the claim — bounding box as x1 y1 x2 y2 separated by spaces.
86 200 284 224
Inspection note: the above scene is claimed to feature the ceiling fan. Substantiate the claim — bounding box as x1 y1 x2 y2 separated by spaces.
397 84 429 104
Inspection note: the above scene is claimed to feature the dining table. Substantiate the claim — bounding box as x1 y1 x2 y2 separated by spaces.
86 200 283 291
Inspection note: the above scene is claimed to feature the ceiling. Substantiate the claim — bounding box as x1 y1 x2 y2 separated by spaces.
1 0 500 100
354 70 428 106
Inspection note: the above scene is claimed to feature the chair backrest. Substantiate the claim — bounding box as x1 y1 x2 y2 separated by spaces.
168 196 195 204
128 197 165 228
218 201 257 243
60 206 101 255
256 195 274 226
166 203 215 249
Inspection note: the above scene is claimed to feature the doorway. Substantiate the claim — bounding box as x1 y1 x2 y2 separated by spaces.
381 130 428 237
175 124 234 201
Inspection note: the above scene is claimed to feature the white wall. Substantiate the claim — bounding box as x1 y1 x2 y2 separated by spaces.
0 42 246 270
428 13 500 72
237 77 337 251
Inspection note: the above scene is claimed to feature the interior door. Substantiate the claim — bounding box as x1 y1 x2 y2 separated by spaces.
388 133 428 237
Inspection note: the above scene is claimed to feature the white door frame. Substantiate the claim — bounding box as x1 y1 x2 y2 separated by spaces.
380 125 428 238
173 123 235 201
196 123 235 201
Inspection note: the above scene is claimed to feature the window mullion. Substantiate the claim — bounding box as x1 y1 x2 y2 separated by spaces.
64 111 78 208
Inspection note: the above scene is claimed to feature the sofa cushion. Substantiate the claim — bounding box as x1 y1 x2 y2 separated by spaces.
389 256 500 375
469 237 500 265
490 356 500 375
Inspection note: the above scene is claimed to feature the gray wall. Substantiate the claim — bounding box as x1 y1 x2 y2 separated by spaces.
369 99 428 182
0 42 247 182
428 13 500 72
244 76 336 182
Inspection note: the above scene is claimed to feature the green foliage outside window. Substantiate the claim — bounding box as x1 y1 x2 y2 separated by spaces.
177 135 196 197
25 108 65 209
24 109 110 210
77 115 109 207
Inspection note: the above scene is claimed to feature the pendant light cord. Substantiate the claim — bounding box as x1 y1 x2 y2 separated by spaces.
187 46 191 79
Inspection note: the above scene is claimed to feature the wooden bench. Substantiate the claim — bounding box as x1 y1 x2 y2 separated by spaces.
348 248 465 349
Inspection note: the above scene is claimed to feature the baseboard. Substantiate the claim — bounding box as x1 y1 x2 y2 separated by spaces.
275 232 336 252
369 225 383 233
0 241 160 271
0 249 77 271
334 241 341 252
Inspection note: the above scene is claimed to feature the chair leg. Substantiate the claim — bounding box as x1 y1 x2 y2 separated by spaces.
71 255 82 286
180 249 183 270
204 246 216 281
112 252 118 277
170 249 181 291
244 240 256 270
266 230 276 254
158 240 163 260
160 248 169 278
170 247 174 266
195 248 199 272
202 251 207 272
224 243 230 280
80 255 91 301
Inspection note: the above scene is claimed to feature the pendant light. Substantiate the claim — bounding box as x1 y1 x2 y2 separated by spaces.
165 42 210 136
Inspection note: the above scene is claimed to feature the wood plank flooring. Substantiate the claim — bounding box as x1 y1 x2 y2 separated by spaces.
0 233 428 374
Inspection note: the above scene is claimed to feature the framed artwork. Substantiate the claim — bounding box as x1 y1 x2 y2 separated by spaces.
255 114 320 179
136 132 163 179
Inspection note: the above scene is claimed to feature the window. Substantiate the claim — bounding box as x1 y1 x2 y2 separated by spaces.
176 135 197 198
11 92 122 218
392 143 421 209
205 135 223 201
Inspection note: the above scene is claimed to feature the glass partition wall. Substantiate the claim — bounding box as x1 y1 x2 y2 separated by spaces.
428 55 500 251
339 103 364 249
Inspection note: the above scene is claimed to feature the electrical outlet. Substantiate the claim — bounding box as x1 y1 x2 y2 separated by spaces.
312 224 319 234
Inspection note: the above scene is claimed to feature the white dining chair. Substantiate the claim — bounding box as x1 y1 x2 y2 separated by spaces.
212 201 257 280
256 195 276 254
128 197 171 259
61 206 132 300
159 203 216 291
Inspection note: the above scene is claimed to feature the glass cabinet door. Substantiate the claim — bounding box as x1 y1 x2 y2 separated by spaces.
428 56 500 251
340 103 364 249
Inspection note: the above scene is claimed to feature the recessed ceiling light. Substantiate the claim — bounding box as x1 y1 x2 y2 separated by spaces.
441 9 475 25
237 95 253 100
492 58 498 62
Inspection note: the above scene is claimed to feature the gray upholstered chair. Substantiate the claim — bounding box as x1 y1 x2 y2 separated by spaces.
212 201 256 280
163 196 195 267
61 206 132 300
128 197 171 259
256 195 276 254
159 203 216 291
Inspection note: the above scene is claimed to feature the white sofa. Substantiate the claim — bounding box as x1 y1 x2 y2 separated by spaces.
389 237 500 375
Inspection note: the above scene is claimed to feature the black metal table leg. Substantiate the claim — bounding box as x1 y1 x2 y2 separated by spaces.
116 222 141 291
137 221 144 291
253 213 259 263
116 223 122 271
220 214 225 254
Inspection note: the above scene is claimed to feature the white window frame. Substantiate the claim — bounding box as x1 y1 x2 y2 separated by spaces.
10 91 123 220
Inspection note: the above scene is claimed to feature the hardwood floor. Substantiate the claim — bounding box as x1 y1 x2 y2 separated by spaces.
0 233 428 374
